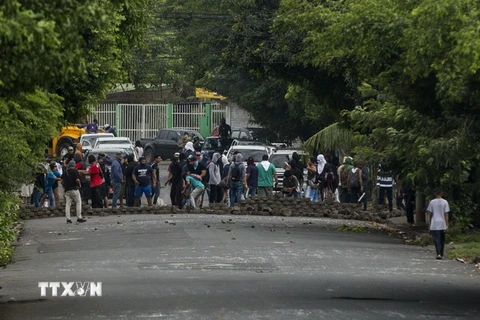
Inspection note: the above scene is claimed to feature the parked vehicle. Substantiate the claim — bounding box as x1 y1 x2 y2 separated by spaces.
231 127 254 140
93 137 132 149
47 125 86 158
80 133 114 152
230 139 276 155
201 136 233 159
140 129 204 162
225 145 271 164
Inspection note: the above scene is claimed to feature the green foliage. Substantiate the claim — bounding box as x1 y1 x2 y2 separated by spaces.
447 243 480 261
0 193 19 266
0 0 150 264
337 225 366 233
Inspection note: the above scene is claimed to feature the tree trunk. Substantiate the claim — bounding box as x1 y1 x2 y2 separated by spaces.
415 191 425 224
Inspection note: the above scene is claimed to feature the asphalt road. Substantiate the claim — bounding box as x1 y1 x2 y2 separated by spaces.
1 214 479 320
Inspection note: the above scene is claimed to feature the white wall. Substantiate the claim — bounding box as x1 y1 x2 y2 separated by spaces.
227 103 261 129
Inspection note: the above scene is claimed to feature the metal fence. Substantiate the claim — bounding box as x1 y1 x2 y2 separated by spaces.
172 103 205 131
92 102 228 142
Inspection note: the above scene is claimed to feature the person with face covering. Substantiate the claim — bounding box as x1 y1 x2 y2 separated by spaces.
184 141 195 158
208 153 223 203
315 154 327 201
228 152 246 207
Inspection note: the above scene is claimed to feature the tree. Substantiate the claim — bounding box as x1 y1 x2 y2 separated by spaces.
0 0 150 264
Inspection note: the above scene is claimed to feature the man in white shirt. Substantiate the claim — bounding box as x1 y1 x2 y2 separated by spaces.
426 188 450 260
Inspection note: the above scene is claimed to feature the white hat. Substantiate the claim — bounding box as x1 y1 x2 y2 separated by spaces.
104 124 110 128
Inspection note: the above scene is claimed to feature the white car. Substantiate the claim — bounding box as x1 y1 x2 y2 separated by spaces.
225 145 271 164
93 137 132 149
80 133 114 152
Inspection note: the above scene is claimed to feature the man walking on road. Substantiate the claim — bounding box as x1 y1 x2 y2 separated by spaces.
110 152 124 208
61 160 86 223
427 188 450 260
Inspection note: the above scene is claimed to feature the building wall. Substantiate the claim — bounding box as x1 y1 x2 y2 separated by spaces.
227 103 261 129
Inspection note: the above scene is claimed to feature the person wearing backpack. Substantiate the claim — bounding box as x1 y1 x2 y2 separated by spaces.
347 162 363 203
337 156 353 203
228 153 246 207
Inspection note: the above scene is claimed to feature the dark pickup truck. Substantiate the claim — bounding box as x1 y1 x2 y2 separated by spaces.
140 129 204 162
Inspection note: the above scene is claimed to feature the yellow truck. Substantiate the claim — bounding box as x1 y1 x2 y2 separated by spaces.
46 125 87 158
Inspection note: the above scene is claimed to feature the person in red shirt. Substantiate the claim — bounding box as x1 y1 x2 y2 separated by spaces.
87 155 104 208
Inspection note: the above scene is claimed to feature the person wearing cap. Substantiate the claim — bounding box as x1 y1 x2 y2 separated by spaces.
61 160 86 223
132 156 154 207
165 152 184 209
246 156 258 198
104 124 117 137
110 152 124 208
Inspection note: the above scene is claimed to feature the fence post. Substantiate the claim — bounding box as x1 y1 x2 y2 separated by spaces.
115 103 121 136
167 103 174 128
199 103 211 137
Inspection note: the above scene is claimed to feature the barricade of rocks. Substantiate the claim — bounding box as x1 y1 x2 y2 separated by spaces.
18 196 389 223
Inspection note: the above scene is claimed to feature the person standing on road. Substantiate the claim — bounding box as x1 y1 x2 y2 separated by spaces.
228 153 246 207
86 155 104 208
426 188 450 260
165 153 184 209
61 160 86 223
135 140 144 158
257 154 278 197
110 152 124 208
132 156 153 207
97 153 110 208
377 164 394 212
338 156 353 203
347 161 363 203
151 155 162 205
74 153 89 204
246 156 258 198
124 154 136 207
208 153 223 203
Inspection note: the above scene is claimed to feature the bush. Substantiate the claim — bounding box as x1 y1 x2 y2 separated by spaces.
0 192 19 266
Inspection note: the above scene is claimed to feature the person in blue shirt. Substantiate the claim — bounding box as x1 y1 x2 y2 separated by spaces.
44 163 61 207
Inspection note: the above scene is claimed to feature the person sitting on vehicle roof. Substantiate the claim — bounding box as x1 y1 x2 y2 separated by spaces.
104 124 117 137
86 119 98 134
